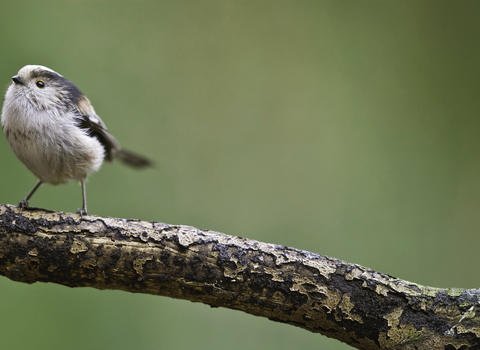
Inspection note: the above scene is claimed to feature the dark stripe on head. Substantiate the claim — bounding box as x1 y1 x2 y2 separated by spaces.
30 68 84 105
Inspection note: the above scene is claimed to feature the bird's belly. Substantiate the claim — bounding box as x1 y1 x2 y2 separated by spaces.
5 126 105 185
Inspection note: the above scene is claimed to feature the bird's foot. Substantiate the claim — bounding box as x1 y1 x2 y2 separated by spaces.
77 207 87 217
18 199 29 209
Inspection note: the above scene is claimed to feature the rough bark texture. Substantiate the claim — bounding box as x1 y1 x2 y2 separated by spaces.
0 203 479 349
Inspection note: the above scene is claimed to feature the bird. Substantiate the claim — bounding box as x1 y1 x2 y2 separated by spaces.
1 65 152 215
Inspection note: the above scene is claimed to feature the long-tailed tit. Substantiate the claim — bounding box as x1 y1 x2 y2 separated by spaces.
1 65 152 215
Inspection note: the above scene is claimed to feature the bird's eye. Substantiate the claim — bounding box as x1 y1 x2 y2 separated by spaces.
36 80 45 88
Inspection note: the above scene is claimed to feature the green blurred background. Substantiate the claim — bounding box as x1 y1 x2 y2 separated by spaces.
1 1 480 349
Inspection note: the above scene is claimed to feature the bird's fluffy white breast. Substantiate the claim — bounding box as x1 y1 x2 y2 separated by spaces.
2 85 105 184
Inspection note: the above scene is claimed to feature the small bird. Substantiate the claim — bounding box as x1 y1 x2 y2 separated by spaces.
1 65 152 215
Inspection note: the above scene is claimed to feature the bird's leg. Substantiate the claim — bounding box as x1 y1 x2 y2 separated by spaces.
77 179 88 216
18 180 42 209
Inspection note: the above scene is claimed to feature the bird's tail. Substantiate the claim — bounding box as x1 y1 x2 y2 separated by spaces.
115 149 153 168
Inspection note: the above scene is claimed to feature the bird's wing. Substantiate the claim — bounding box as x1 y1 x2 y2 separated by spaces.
73 95 120 162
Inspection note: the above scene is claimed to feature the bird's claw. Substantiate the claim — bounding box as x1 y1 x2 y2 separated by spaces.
18 199 29 209
77 208 87 216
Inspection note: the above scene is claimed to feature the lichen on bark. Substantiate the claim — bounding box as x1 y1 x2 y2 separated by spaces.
0 204 479 349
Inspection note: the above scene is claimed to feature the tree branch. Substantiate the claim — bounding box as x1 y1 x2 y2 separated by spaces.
0 204 478 349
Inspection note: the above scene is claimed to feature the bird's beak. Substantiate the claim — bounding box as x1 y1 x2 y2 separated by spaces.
12 75 24 85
